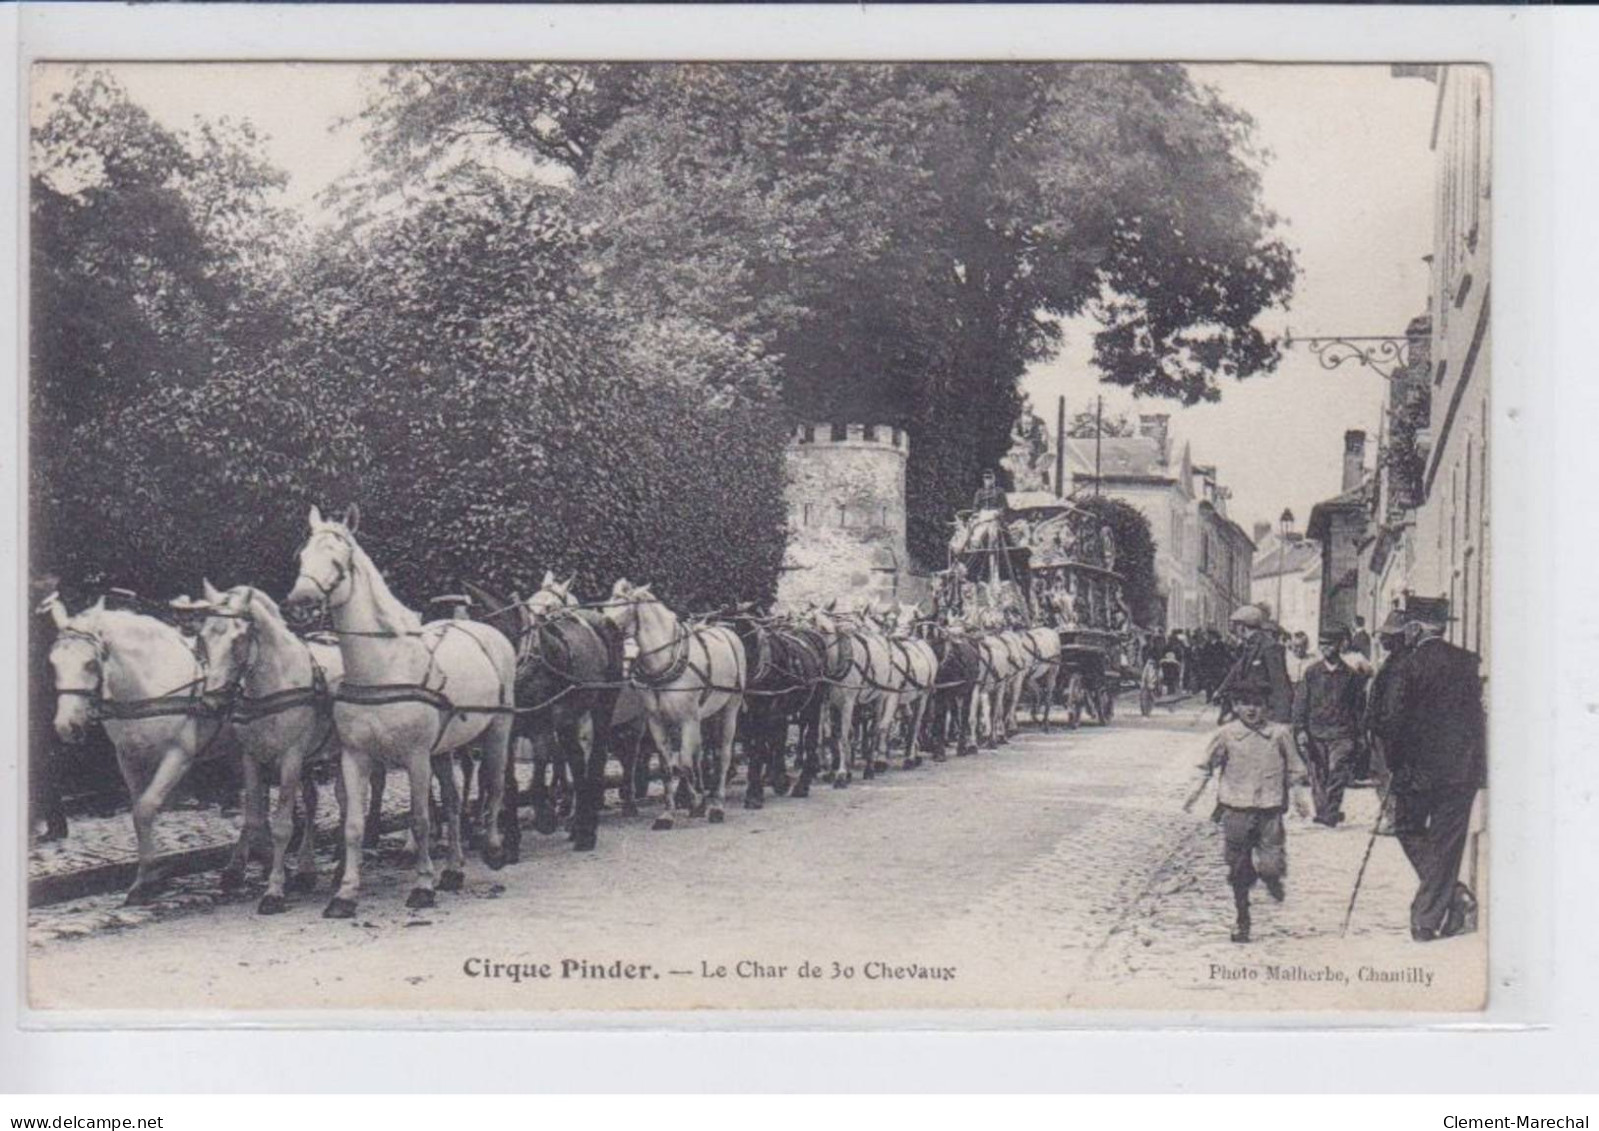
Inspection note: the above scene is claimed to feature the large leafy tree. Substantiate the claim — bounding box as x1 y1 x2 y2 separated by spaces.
352 63 1295 569
31 69 308 592
296 165 789 611
1075 495 1162 630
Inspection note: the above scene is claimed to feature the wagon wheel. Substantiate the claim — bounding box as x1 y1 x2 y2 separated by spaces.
1098 685 1116 724
1065 672 1084 729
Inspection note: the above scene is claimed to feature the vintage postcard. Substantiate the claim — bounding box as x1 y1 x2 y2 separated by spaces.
22 59 1490 1017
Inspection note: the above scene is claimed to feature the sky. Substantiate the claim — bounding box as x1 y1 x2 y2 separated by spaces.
33 61 1440 539
1023 64 1438 538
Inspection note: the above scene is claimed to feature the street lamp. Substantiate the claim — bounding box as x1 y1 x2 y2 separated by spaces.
1276 507 1294 632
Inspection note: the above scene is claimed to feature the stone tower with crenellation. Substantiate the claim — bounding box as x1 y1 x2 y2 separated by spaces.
775 422 909 611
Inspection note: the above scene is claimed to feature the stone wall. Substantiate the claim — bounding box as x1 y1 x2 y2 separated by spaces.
775 423 910 611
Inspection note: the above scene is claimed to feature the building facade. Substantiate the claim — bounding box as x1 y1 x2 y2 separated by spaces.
1306 430 1371 640
1196 491 1256 633
1363 65 1492 662
1413 64 1492 661
1252 528 1322 642
1066 414 1250 632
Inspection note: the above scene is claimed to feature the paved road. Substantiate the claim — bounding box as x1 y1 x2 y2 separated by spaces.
25 700 1485 1013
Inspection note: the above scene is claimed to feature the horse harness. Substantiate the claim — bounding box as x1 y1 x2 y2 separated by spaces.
50 625 238 762
335 620 516 752
626 615 741 706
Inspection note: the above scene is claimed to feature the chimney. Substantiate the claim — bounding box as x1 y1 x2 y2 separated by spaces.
1252 521 1271 546
1342 430 1367 492
1138 414 1170 465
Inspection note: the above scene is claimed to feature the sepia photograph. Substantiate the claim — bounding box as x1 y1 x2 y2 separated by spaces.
22 57 1491 1016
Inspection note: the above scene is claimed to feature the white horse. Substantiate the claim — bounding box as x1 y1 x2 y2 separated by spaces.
973 607 1026 749
39 593 235 905
806 602 895 786
885 603 939 769
602 580 745 828
283 505 517 918
1017 621 1063 732
196 582 347 914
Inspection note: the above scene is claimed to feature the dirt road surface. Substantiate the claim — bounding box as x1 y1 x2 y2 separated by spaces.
26 700 1485 1014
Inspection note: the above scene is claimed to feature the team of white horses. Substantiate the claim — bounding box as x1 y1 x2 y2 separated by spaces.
41 505 1064 919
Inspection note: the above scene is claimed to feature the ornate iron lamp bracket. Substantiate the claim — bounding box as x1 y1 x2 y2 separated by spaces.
1284 331 1414 381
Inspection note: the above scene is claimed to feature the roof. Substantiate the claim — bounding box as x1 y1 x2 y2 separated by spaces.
1306 485 1367 542
1198 500 1255 550
1252 538 1320 580
1063 435 1171 482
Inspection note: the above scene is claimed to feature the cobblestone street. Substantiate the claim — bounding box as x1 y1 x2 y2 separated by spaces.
26 699 1485 1014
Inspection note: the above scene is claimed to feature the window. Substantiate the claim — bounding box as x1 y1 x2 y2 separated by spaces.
836 503 847 528
863 424 877 441
1450 467 1459 568
830 422 847 442
801 423 815 443
1463 548 1474 652
802 502 812 527
1465 439 1473 549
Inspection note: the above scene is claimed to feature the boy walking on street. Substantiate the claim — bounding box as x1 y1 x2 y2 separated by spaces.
1199 676 1313 943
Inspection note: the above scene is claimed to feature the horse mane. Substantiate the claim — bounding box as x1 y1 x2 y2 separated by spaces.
244 587 291 631
342 531 422 633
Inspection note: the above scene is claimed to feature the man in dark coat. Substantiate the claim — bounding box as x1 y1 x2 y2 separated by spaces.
1292 627 1369 827
1370 603 1486 941
1215 605 1294 725
29 575 69 842
1349 615 1373 662
1363 609 1412 789
971 468 1008 514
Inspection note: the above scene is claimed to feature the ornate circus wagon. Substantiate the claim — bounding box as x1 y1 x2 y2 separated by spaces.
944 491 1158 724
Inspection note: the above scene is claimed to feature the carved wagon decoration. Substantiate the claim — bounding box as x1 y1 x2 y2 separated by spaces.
944 493 1154 725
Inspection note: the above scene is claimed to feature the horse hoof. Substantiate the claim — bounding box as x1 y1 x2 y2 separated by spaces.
708 808 725 824
285 872 316 895
773 776 793 797
323 897 357 920
743 797 764 811
832 777 848 790
257 894 288 915
438 869 465 892
219 868 246 893
123 885 159 907
791 783 810 799
651 816 674 831
621 801 640 818
406 887 436 910
533 810 558 836
573 832 597 852
482 843 507 872
932 752 948 763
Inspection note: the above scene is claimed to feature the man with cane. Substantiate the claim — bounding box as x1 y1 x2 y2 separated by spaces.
1191 673 1312 944
1365 598 1486 941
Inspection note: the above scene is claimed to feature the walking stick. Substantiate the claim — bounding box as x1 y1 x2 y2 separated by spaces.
1341 788 1391 936
1181 767 1215 814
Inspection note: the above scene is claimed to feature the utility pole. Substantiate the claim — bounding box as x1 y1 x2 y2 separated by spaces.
1094 395 1103 496
1055 394 1066 500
